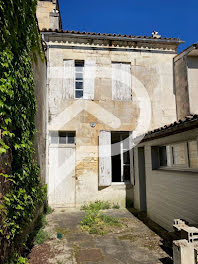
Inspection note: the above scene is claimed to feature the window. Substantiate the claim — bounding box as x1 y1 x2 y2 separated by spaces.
159 146 167 166
188 140 198 169
172 143 187 166
75 61 84 99
111 132 130 182
152 139 198 170
50 131 75 145
112 62 132 101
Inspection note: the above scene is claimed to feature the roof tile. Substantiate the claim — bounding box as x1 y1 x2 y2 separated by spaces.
41 28 182 42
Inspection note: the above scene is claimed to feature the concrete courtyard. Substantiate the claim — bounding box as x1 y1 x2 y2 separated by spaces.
28 208 173 264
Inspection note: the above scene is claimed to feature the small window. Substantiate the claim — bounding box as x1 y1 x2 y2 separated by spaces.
151 139 198 171
50 131 75 145
75 61 84 99
172 143 186 166
188 140 198 168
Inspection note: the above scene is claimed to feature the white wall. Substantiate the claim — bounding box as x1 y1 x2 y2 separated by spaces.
134 128 198 231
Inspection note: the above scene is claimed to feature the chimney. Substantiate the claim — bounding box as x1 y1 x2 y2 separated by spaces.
36 0 62 30
49 8 60 30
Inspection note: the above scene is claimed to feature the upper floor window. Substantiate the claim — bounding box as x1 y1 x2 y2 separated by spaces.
75 61 84 99
64 59 95 100
112 62 132 101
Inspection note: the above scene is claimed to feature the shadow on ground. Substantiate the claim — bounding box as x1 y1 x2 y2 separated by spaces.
127 208 181 264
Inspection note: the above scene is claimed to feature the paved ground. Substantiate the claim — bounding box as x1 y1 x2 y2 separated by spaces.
28 208 173 264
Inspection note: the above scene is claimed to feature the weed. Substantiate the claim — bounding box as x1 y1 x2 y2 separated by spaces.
80 200 111 211
61 209 65 212
101 214 120 226
6 255 29 264
46 205 53 214
80 201 120 235
112 203 120 209
34 228 50 245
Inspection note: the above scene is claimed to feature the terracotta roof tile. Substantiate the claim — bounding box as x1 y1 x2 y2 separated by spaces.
41 28 183 43
142 114 198 142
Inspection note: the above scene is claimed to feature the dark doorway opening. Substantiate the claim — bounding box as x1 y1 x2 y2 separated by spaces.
138 147 147 212
111 132 130 183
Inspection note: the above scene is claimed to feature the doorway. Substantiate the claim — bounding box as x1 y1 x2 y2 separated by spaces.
48 131 76 207
138 147 147 212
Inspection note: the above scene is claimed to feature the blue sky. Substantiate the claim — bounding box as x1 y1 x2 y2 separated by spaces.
59 0 198 53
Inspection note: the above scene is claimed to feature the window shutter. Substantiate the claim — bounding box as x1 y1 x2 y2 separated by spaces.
99 131 112 186
112 63 132 101
63 60 75 99
84 60 95 100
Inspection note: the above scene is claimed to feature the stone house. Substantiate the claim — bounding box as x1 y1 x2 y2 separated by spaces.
36 0 185 208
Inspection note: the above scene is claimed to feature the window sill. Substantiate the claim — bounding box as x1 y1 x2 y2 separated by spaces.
49 144 76 148
156 166 198 173
111 181 131 185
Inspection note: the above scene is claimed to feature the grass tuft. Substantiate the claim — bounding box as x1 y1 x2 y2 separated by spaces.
34 229 50 245
112 203 120 209
81 200 111 211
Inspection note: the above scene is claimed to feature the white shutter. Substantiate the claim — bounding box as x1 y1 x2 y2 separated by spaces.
129 131 135 185
112 63 132 101
99 131 112 186
83 60 95 100
63 60 75 99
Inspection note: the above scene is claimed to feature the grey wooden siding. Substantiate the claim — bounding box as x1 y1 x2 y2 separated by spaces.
145 144 198 232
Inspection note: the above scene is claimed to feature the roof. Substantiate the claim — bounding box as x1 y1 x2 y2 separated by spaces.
174 43 198 62
41 29 184 45
142 115 198 142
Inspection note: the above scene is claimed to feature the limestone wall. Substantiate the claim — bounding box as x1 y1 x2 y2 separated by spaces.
46 36 177 206
174 56 189 120
187 56 198 115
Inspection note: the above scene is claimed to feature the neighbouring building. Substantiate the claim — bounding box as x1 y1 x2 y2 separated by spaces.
133 44 198 231
174 43 198 119
36 0 184 208
133 115 198 231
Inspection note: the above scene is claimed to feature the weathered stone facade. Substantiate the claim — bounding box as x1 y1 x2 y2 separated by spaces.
36 0 62 30
174 43 198 119
40 27 182 207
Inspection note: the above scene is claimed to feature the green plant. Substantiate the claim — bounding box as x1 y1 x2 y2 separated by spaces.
80 200 111 211
112 203 120 209
0 0 46 260
80 201 120 235
46 205 53 214
34 228 50 245
5 254 29 264
101 214 120 225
